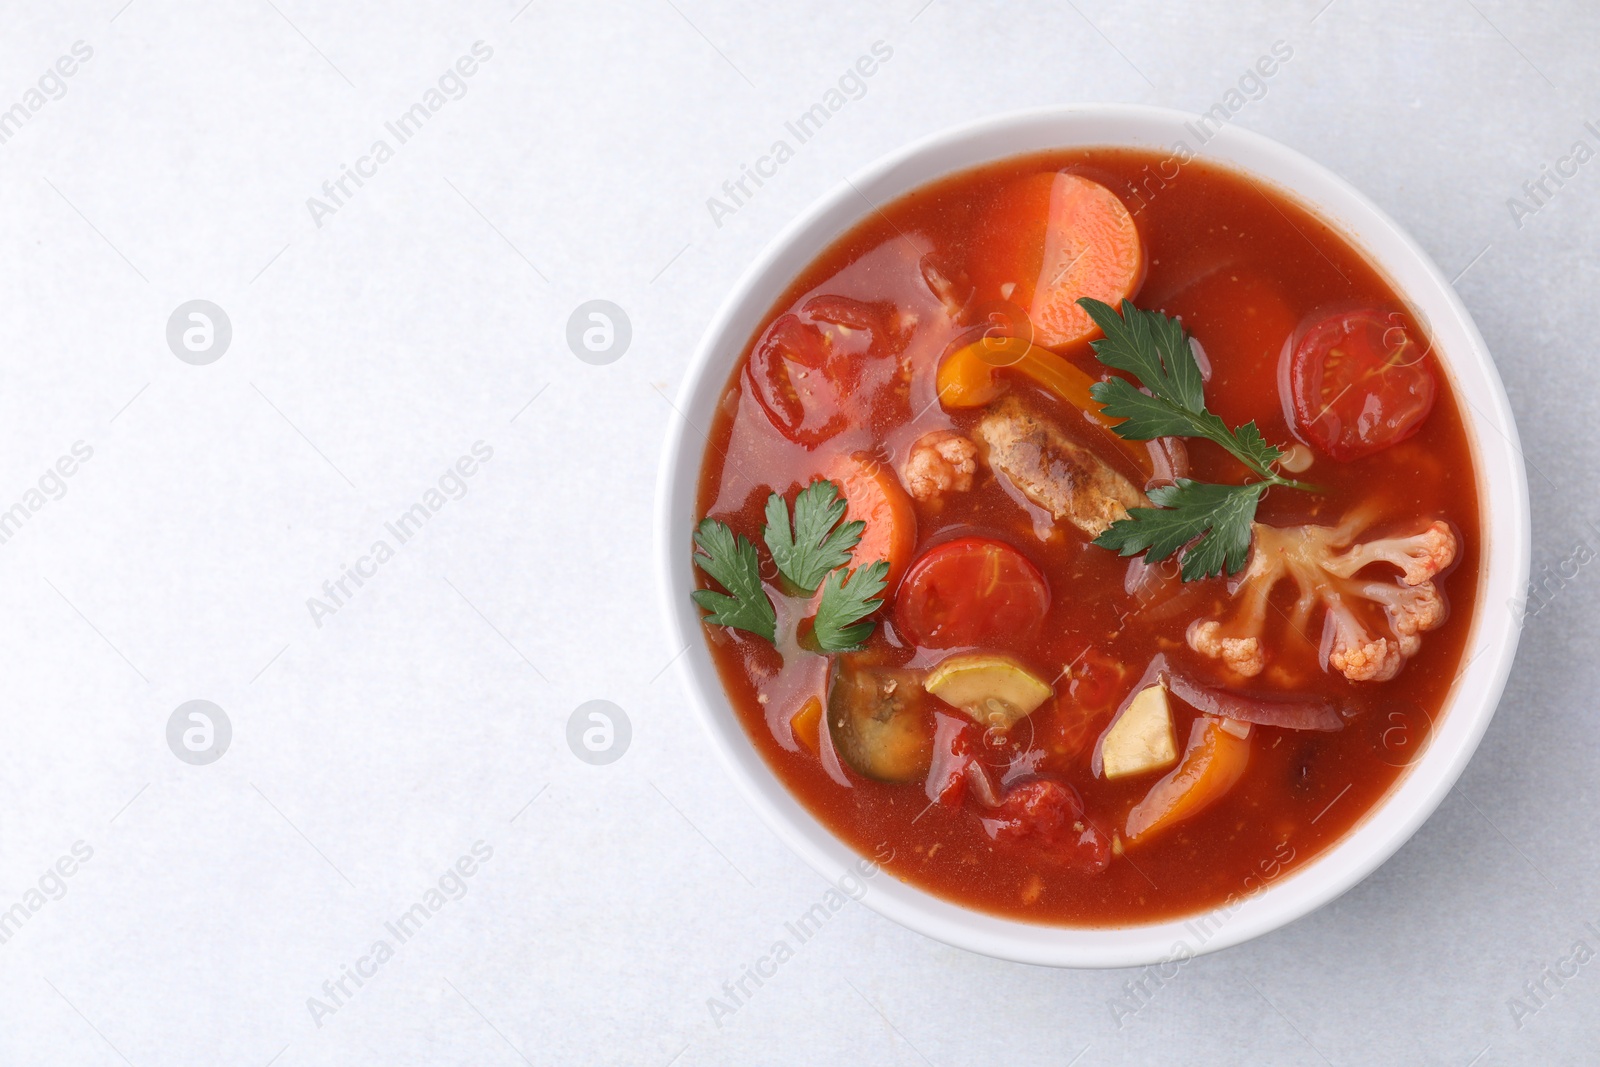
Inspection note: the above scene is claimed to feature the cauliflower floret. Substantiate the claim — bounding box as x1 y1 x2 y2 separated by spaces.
1323 595 1404 682
901 430 977 503
1325 520 1457 586
1186 514 1458 683
1357 579 1447 656
1187 620 1266 677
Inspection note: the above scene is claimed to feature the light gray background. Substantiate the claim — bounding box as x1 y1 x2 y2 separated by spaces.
0 1 1591 1064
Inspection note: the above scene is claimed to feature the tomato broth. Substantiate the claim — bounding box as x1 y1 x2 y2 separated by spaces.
692 149 1481 926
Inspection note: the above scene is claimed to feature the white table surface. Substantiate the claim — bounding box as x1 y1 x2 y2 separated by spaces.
0 1 1592 1063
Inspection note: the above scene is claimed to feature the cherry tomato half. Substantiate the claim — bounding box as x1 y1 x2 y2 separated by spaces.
745 314 846 447
893 537 1050 648
746 300 906 448
1286 308 1437 461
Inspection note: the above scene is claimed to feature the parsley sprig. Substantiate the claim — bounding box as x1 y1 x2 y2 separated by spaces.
764 479 864 596
812 560 890 651
1077 297 1315 581
693 479 887 652
691 520 776 642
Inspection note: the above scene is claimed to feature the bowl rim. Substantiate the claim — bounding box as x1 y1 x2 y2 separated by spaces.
654 103 1530 968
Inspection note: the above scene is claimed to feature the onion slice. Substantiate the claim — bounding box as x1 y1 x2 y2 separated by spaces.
1164 669 1344 732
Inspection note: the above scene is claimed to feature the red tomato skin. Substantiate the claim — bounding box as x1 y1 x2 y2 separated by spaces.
925 712 978 807
893 537 1051 649
1286 308 1437 461
802 294 895 336
1067 649 1126 711
980 778 1110 872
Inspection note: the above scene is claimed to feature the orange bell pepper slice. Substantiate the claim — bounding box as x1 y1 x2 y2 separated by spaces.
790 696 823 754
1124 717 1251 845
936 336 1152 475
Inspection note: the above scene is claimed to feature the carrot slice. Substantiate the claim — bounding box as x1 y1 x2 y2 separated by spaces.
790 696 822 753
1124 717 1251 845
972 172 1144 350
827 452 917 592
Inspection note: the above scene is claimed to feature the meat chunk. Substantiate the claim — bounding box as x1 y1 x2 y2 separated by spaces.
973 397 1147 538
901 430 977 503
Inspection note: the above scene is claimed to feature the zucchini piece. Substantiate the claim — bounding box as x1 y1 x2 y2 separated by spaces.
923 653 1052 730
1095 681 1177 780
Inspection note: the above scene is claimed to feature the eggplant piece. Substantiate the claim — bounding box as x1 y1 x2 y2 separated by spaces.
827 659 933 783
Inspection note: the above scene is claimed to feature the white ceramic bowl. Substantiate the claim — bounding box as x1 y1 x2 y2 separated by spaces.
655 104 1529 968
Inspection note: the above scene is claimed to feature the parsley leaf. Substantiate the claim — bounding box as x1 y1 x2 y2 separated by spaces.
1093 480 1266 581
764 479 865 596
690 518 776 642
692 479 890 651
1228 419 1285 474
1079 296 1207 416
1079 298 1284 478
1075 297 1316 581
812 560 890 652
